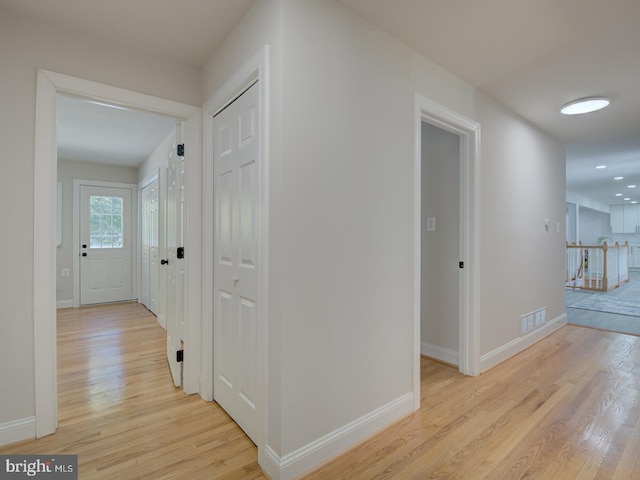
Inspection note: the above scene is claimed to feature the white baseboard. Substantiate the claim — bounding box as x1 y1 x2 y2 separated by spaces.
421 342 459 366
480 313 567 373
56 299 74 309
261 392 414 480
0 417 35 447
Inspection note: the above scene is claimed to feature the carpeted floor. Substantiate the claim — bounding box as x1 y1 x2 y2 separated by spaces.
566 270 640 336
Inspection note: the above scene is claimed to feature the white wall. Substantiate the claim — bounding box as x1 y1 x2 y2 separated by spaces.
0 6 199 435
421 122 460 358
278 0 566 472
477 97 566 356
138 129 175 184
578 207 611 245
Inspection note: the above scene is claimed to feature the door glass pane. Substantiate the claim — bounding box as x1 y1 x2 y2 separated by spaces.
89 195 124 248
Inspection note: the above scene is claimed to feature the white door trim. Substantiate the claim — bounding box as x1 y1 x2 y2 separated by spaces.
201 45 269 455
413 94 481 407
73 180 138 307
34 70 202 438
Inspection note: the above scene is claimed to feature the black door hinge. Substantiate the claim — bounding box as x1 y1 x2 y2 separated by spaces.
176 350 184 363
177 247 184 259
177 144 184 156
459 261 464 269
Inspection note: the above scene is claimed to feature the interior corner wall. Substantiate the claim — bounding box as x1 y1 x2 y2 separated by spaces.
0 6 200 435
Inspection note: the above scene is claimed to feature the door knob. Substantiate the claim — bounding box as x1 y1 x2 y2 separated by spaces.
161 259 169 265
82 244 87 249
82 252 87 257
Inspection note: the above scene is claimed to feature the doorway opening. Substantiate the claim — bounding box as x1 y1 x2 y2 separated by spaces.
420 122 461 366
413 94 481 407
34 70 202 438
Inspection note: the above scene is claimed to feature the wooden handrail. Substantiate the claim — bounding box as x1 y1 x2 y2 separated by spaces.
565 241 629 292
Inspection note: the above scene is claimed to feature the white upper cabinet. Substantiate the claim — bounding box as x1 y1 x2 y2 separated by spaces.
611 204 640 233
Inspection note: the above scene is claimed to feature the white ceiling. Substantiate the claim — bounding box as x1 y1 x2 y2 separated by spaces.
0 0 255 67
337 0 640 206
3 0 639 204
57 95 177 167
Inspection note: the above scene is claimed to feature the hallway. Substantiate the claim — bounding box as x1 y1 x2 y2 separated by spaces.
0 303 263 479
2 303 639 478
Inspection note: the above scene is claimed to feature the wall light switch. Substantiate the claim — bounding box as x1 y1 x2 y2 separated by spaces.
62 268 70 277
427 217 436 231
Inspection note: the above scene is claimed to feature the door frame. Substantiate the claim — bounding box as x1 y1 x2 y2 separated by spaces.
73 180 138 307
34 70 202 437
201 46 269 451
413 94 481 407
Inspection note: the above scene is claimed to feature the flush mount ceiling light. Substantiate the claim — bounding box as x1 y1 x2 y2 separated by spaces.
595 165 607 169
560 97 610 115
614 176 624 180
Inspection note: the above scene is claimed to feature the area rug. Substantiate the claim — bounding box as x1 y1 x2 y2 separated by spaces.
569 295 640 318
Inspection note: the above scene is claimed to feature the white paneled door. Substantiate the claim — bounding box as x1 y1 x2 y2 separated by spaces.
79 185 133 305
165 126 185 388
213 82 260 444
141 178 159 315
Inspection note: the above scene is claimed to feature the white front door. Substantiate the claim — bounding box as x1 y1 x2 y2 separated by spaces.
80 185 133 305
213 82 260 444
165 126 185 387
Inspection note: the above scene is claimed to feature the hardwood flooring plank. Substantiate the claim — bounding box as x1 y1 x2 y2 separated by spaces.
2 303 640 479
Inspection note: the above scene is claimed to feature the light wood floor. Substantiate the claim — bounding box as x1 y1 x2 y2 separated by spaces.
2 303 639 479
0 303 266 480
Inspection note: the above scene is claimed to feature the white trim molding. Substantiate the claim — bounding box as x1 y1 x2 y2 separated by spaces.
0 417 36 447
480 314 567 373
414 93 482 405
56 300 74 309
34 70 202 438
261 393 414 480
421 342 459 366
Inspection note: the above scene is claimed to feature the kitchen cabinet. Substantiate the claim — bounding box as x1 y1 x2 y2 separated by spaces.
611 205 624 233
611 204 640 233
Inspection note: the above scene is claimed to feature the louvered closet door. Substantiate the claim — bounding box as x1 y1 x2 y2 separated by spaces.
213 82 260 444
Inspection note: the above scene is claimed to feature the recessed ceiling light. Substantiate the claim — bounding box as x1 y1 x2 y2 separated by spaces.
616 193 623 196
632 201 638 204
614 176 624 180
628 185 637 188
624 198 631 201
560 97 610 115
595 165 607 169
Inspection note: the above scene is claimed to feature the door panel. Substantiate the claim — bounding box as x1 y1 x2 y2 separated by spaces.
165 125 185 388
80 185 133 305
141 178 159 315
213 82 260 444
